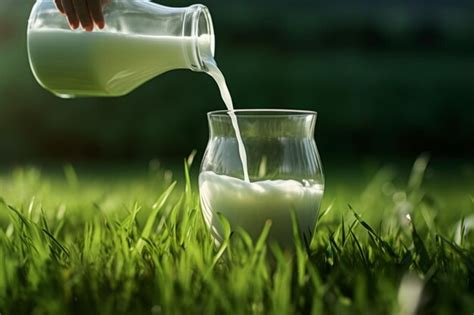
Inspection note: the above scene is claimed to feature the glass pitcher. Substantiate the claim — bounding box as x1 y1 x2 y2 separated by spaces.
199 110 325 248
27 0 215 98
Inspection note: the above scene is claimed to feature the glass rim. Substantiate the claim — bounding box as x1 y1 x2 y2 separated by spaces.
207 109 317 118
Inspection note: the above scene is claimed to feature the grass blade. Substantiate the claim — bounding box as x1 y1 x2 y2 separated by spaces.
134 181 176 255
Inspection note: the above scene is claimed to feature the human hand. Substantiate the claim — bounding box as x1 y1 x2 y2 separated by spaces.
55 0 108 31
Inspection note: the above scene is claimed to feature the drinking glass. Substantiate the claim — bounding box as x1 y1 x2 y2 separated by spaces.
199 109 324 248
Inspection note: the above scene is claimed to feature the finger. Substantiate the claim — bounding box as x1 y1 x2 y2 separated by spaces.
87 0 105 29
73 0 94 32
61 0 79 29
55 0 65 14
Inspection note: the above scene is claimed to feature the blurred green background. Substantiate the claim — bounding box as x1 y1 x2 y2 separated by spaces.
0 0 473 164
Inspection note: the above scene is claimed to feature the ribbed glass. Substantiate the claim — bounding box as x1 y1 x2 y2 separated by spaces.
199 109 325 247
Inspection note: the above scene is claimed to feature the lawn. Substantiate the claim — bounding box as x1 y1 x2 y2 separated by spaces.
0 155 473 315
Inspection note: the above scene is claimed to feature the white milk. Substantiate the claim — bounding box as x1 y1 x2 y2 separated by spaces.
28 29 195 97
200 171 324 246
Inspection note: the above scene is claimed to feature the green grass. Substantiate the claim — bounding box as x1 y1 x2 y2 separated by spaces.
0 156 473 315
